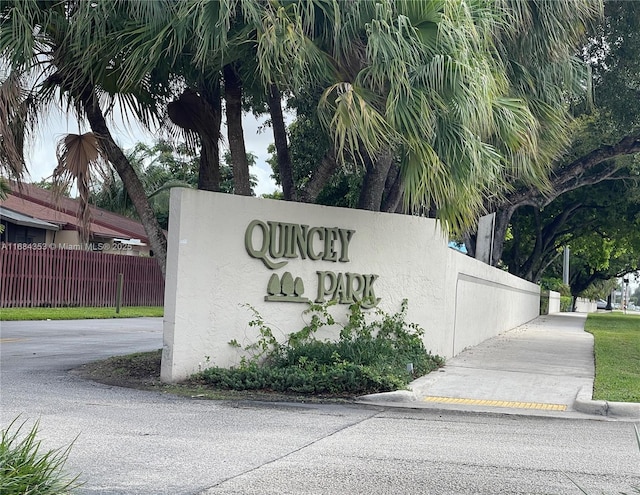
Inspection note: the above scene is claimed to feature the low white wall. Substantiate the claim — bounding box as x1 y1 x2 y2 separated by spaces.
162 190 540 382
548 290 561 314
574 297 597 313
446 253 540 355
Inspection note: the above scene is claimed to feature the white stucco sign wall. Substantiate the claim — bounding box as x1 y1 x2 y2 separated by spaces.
162 189 540 383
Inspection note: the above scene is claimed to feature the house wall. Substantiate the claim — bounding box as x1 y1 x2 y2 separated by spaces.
161 189 540 383
52 230 80 247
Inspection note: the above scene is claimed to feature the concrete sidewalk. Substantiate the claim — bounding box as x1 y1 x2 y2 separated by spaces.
358 313 640 420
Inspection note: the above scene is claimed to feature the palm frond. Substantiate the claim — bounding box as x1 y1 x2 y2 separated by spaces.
256 2 336 89
54 132 110 243
0 70 28 177
318 82 398 168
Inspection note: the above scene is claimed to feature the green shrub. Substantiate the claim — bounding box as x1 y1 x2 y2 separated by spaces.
540 277 571 296
194 300 444 396
560 296 573 312
0 418 81 494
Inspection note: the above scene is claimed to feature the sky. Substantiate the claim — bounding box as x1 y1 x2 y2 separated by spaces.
24 109 281 197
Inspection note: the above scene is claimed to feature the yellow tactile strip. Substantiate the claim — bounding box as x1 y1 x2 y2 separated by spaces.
0 338 28 344
422 396 567 411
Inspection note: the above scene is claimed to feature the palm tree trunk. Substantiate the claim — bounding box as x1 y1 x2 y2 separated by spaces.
267 84 295 200
298 151 338 203
197 83 222 192
199 136 221 191
167 87 222 192
80 89 167 276
358 151 393 211
490 207 515 267
381 162 403 213
223 64 251 196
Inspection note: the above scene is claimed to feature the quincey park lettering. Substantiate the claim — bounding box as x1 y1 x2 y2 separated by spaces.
244 220 380 308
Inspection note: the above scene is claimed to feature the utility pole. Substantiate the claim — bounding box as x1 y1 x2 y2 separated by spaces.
562 246 570 285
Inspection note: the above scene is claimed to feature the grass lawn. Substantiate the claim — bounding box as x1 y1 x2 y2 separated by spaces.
584 312 640 403
0 306 163 321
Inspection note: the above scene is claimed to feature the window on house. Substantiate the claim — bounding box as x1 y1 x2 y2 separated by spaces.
5 224 46 244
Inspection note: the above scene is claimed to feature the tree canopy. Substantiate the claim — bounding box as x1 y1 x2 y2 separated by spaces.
502 177 640 294
0 0 607 279
477 0 640 296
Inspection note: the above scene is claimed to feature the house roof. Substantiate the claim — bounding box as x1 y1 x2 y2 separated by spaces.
0 206 60 231
2 182 150 243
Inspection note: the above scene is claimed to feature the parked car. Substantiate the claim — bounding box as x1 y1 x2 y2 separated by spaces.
596 299 608 309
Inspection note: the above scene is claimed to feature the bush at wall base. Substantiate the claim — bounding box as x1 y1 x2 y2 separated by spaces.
193 300 444 396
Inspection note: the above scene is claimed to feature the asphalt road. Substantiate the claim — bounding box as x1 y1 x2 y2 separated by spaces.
1 319 639 495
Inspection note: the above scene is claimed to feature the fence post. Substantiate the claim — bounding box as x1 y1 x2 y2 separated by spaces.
116 273 124 313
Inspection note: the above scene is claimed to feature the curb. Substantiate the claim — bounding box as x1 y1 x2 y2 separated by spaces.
358 390 417 403
573 386 640 419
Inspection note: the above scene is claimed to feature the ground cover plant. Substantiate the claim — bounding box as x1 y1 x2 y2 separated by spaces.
192 300 444 396
0 418 81 494
585 312 640 402
0 306 163 321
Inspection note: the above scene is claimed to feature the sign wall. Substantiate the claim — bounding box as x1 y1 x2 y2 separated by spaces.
162 190 540 382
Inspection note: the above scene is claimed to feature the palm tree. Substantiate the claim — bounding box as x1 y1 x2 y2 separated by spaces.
105 0 258 196
118 0 600 237
0 0 602 267
0 1 169 273
91 141 195 230
0 70 32 180
255 0 601 234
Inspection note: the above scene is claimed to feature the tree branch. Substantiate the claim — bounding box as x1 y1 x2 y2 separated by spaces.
502 132 640 210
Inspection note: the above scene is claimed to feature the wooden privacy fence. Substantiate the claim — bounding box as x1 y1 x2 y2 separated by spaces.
0 244 164 307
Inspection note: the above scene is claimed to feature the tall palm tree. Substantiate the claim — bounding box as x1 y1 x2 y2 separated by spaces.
91 141 196 230
1 0 602 262
0 70 32 180
476 0 603 265
0 1 168 273
249 2 519 228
